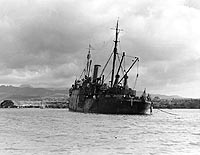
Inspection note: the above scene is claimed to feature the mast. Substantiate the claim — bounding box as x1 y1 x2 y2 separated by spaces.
111 20 121 87
114 52 125 86
86 44 92 77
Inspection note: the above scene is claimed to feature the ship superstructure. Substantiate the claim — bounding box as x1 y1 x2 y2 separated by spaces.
69 20 152 114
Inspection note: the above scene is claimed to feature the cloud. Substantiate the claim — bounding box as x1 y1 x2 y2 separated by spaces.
0 0 200 97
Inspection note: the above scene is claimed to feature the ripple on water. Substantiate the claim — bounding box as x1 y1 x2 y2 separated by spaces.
0 109 200 155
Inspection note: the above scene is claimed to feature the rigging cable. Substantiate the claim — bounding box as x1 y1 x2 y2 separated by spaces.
118 40 125 75
157 109 178 116
104 70 112 82
79 68 86 79
99 43 114 77
124 54 136 59
117 53 121 63
117 53 125 76
100 52 113 77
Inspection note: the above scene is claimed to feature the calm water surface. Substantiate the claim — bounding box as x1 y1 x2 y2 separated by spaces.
0 109 199 155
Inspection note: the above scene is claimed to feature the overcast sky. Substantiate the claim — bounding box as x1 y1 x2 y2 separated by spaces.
0 0 200 98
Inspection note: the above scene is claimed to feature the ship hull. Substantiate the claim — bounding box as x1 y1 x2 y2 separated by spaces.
69 90 151 115
68 21 152 115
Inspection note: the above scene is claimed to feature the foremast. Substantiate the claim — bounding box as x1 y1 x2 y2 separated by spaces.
86 44 92 77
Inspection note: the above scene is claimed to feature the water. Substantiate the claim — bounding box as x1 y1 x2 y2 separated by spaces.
0 109 199 155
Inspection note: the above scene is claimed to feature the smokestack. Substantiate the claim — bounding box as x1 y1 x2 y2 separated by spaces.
93 65 101 82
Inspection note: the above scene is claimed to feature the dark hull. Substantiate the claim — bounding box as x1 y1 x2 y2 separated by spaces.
69 90 151 115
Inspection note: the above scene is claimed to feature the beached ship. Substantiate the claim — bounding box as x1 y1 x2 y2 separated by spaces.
68 20 152 114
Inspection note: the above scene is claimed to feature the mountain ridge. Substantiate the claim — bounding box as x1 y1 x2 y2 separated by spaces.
0 85 67 100
0 85 183 100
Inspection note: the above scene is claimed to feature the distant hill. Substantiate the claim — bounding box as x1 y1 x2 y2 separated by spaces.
19 84 33 88
150 94 183 99
0 85 183 100
0 85 68 100
136 91 183 99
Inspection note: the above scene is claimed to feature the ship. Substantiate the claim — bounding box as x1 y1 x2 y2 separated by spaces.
68 20 153 114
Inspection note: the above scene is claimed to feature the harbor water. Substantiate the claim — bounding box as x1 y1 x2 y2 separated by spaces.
0 109 199 155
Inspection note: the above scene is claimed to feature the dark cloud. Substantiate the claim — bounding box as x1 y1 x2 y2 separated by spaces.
0 0 200 97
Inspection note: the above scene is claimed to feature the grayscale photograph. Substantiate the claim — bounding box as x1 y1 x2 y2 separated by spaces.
0 0 199 154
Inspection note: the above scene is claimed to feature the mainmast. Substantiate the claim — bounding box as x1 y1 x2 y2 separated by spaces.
111 20 121 87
